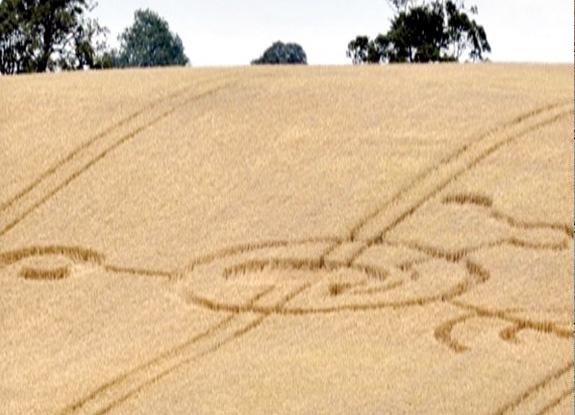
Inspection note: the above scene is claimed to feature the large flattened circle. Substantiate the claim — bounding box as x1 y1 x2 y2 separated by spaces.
182 242 472 314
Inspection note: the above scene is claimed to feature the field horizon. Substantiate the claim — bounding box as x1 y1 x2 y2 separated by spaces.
1 64 573 414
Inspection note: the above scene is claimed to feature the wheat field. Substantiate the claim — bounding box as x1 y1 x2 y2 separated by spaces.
0 64 573 415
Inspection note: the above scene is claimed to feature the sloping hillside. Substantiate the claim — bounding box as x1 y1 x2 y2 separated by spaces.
0 65 573 415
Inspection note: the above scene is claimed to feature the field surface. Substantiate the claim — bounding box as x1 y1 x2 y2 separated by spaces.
0 65 573 414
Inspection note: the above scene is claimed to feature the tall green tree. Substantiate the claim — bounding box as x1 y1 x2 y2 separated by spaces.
251 41 307 65
347 0 490 64
0 0 106 74
111 9 188 68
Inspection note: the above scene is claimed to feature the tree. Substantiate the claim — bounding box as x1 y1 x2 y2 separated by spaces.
111 9 188 68
383 1 447 63
251 41 307 65
347 0 490 64
346 36 381 65
445 1 490 61
0 0 106 74
347 35 385 64
385 0 420 13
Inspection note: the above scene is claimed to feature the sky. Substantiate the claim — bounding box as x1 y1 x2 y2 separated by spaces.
92 0 574 66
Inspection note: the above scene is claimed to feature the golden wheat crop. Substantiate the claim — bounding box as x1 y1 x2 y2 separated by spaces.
0 64 573 415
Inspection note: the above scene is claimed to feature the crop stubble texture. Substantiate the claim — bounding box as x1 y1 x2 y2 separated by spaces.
0 65 573 414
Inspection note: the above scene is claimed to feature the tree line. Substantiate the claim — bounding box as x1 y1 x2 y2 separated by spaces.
0 0 490 75
0 1 188 74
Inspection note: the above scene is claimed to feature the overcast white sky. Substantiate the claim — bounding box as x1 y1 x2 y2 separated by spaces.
92 0 574 66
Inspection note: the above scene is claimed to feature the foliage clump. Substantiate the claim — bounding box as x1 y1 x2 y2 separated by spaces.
252 41 307 65
0 0 107 74
347 0 490 64
105 9 188 68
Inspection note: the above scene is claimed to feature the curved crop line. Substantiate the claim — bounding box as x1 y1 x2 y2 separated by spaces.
0 245 104 266
60 283 312 415
343 103 572 264
491 361 574 415
433 314 474 353
222 256 388 281
396 257 432 272
7 88 568 412
223 257 322 279
0 72 239 216
184 236 340 272
489 210 574 239
103 264 174 279
442 192 493 207
91 314 269 415
435 310 532 354
59 313 237 415
349 280 404 296
64 102 571 412
347 100 571 242
19 265 70 281
382 236 569 266
186 269 481 315
0 82 234 238
499 324 521 343
441 193 573 239
185 240 492 316
450 300 574 340
0 84 197 214
533 388 574 415
186 290 449 315
434 302 575 412
328 280 367 296
0 245 177 280
493 305 571 344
